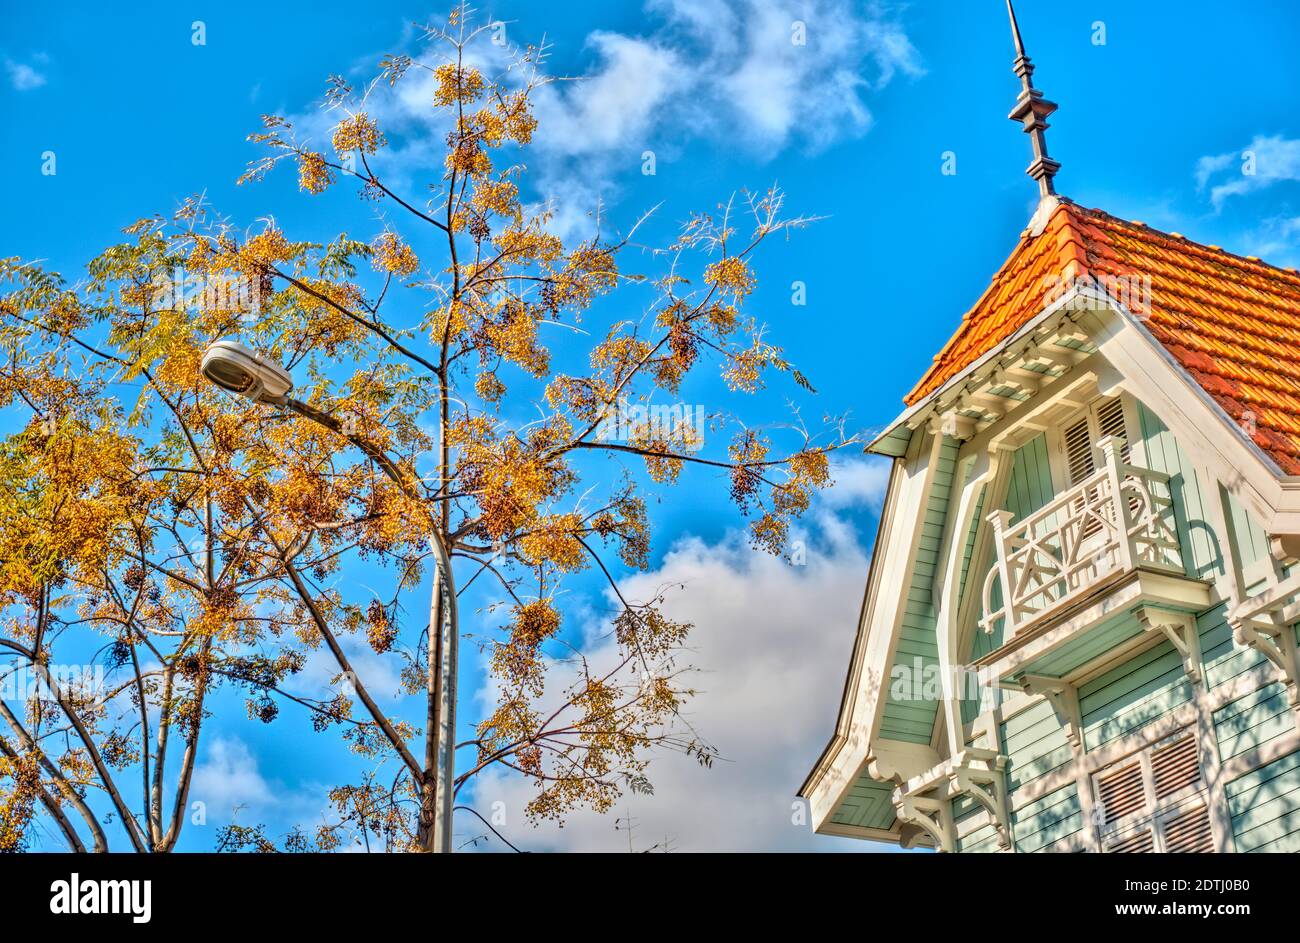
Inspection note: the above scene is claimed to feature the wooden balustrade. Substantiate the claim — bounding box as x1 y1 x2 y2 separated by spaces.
979 435 1183 639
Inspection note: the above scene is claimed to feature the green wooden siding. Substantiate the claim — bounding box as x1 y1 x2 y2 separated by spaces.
951 759 1081 848
1226 491 1270 571
878 438 960 744
1011 784 1084 852
870 425 913 458
1198 602 1271 689
1213 681 1296 761
829 775 897 830
969 583 1004 663
954 712 1081 853
1134 403 1222 580
959 663 992 727
1005 433 1055 525
956 820 1002 853
1226 749 1300 852
938 399 1300 854
1000 698 1073 794
1079 631 1193 751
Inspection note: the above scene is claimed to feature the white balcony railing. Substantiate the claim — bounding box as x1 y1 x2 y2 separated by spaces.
979 435 1183 639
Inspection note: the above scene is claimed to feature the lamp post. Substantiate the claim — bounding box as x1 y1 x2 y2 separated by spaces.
200 341 458 852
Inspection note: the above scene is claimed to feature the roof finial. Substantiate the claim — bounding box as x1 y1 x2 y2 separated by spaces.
1005 0 1060 199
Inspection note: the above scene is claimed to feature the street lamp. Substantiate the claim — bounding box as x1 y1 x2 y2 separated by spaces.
200 340 458 853
200 341 294 405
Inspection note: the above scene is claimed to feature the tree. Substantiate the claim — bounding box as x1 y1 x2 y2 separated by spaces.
0 5 856 853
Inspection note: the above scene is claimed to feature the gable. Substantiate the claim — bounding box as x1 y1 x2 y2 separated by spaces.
906 198 1300 474
805 198 1300 845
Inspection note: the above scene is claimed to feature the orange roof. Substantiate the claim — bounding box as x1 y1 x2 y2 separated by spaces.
905 199 1300 475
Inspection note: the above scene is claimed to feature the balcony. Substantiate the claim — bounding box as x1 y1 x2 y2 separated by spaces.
979 435 1185 641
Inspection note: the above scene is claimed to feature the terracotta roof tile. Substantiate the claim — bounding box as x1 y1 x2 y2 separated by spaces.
904 200 1300 475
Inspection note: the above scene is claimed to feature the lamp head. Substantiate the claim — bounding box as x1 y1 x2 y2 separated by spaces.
200 341 293 405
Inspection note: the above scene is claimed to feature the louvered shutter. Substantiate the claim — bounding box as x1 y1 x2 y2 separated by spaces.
1064 417 1095 486
1064 415 1105 542
1095 727 1216 853
1151 733 1201 799
1095 397 1130 462
1163 803 1214 853
1064 398 1130 486
1108 827 1155 853
1097 397 1144 524
1065 398 1134 542
1096 759 1147 825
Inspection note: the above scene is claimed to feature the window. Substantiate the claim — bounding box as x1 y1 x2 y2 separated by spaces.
1062 396 1130 486
1061 396 1135 542
1093 730 1215 853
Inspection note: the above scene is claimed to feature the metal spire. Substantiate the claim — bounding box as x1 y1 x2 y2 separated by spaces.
1005 1 1060 199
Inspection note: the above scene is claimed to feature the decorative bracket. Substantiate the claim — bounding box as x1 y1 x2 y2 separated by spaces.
894 792 954 853
931 410 977 441
1135 605 1202 685
865 741 941 787
1230 615 1300 708
1018 674 1082 750
893 748 1012 853
948 749 1013 851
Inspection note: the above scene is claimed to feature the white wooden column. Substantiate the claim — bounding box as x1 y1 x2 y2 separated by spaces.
934 448 1003 757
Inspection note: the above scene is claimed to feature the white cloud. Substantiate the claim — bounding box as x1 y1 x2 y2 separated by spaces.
1196 134 1300 209
860 17 924 88
282 0 920 241
1242 214 1300 267
537 0 922 168
189 735 338 846
462 505 896 852
295 633 408 704
528 0 920 237
190 736 277 814
823 456 891 511
698 0 923 154
5 58 47 91
533 32 686 158
1193 151 1234 191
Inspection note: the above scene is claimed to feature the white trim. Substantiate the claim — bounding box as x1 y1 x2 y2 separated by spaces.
1191 693 1234 852
935 449 1002 756
866 431 947 746
974 569 1213 683
802 435 941 831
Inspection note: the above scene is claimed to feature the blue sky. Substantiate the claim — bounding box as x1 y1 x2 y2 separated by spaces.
2 1 1299 852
